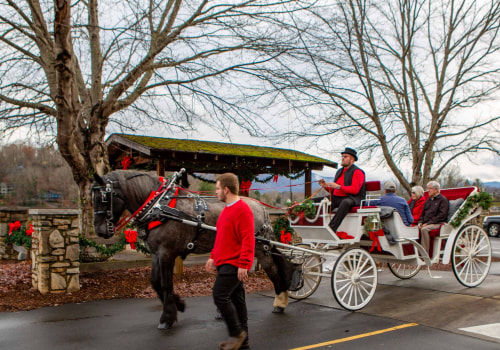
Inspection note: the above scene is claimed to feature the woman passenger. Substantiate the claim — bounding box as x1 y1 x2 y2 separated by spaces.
407 185 426 224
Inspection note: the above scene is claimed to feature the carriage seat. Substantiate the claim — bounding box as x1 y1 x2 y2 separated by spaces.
425 187 475 238
348 181 382 213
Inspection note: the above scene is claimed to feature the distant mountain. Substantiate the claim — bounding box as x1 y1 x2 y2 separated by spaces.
251 173 335 193
483 181 500 189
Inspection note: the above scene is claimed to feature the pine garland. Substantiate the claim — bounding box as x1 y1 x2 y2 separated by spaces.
449 191 492 228
287 199 317 219
78 233 151 260
273 216 295 241
363 215 383 235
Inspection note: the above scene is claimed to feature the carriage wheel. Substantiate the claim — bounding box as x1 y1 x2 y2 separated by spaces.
331 248 377 311
289 244 323 300
387 263 421 279
451 225 491 287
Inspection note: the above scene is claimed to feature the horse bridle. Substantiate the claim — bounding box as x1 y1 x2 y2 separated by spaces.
92 179 117 236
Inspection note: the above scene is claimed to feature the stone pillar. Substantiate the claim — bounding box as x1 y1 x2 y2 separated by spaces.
30 209 81 294
0 207 29 260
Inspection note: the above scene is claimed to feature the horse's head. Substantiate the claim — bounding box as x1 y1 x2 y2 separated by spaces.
92 173 127 238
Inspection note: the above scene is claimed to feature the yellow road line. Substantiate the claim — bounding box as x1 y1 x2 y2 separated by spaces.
289 323 419 350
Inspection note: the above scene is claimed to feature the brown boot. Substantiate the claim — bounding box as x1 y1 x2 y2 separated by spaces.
218 331 247 350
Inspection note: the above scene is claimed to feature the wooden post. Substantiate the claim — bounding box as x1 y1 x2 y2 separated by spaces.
305 169 312 198
174 256 184 275
157 158 165 177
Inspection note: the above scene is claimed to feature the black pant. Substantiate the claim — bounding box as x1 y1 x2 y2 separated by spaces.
213 264 248 337
314 195 355 232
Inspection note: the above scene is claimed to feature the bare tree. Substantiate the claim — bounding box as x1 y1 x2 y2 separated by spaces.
0 0 310 234
259 0 500 192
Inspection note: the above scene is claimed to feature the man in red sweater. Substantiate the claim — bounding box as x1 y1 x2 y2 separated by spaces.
205 173 255 350
318 147 366 233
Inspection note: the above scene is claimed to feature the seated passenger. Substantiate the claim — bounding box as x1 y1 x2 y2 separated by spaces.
407 185 426 224
418 181 449 253
317 147 366 234
369 181 413 226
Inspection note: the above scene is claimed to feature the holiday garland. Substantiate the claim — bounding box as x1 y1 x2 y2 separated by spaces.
362 215 383 235
287 199 317 219
449 191 492 228
272 216 295 243
79 232 150 260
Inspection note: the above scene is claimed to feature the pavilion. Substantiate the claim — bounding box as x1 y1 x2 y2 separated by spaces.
106 134 338 197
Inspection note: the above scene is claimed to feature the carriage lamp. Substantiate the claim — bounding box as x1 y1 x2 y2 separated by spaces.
370 216 381 231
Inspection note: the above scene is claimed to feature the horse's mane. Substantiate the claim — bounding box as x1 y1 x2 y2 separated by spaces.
107 170 160 203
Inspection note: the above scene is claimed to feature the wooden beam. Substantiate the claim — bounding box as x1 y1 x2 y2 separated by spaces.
157 159 165 177
305 169 312 198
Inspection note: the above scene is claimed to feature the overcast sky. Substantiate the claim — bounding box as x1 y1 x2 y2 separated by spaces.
118 122 500 184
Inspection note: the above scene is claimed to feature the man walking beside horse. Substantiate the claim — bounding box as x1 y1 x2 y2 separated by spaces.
206 173 254 350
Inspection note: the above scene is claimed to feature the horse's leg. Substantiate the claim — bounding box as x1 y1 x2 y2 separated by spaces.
150 253 163 303
157 252 186 330
255 245 291 313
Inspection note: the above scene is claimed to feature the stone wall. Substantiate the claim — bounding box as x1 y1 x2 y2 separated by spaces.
30 209 81 294
0 207 29 260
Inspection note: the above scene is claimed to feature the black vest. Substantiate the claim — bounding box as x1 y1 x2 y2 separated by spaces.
334 164 366 205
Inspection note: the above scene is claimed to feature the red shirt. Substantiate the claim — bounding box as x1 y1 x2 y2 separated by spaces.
326 168 365 197
407 197 426 224
210 199 255 270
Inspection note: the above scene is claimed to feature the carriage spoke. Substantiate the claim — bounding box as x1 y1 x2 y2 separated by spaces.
332 248 377 311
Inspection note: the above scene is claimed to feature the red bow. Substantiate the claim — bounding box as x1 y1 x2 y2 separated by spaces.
8 221 22 235
122 156 132 170
369 229 385 252
336 231 354 240
124 229 138 249
25 223 34 236
273 175 279 183
280 230 292 244
240 180 252 196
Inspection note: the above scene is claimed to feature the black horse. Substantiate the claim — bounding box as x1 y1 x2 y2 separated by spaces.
92 170 296 329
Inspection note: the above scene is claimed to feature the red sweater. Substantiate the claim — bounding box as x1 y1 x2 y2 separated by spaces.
407 197 426 224
210 199 255 270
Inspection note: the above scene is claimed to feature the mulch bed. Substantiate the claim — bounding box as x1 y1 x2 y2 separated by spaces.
0 260 273 312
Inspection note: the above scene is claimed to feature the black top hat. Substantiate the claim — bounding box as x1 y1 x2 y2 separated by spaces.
341 147 358 161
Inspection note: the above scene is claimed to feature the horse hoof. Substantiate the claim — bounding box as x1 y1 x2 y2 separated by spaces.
272 307 284 314
157 322 170 330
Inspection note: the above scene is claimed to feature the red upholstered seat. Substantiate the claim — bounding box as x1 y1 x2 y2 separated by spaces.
423 186 476 254
366 181 381 192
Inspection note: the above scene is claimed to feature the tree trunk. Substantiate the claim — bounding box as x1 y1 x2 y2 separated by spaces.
54 0 109 237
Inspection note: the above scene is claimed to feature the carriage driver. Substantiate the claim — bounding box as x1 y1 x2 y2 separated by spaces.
205 173 254 350
318 147 366 234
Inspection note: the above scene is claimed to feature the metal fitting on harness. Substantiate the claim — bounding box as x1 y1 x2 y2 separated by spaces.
186 242 195 250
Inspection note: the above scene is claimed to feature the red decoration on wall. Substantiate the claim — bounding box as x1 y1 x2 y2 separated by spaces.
8 221 21 235
121 156 132 170
240 181 252 196
273 175 279 183
26 224 34 236
124 229 138 249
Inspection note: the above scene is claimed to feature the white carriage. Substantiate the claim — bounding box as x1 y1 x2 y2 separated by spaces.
273 182 492 311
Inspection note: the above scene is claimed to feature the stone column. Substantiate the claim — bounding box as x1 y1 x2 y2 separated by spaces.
0 207 29 260
30 209 81 294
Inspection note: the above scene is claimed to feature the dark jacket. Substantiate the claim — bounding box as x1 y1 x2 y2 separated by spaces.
334 164 366 205
418 193 449 225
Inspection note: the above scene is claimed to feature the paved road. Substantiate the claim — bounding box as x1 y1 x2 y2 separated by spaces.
1 267 500 350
